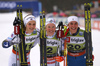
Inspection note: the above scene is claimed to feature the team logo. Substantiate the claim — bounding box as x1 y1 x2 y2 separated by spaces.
79 32 83 36
33 31 36 34
67 36 85 43
30 18 33 20
71 38 84 43
11 34 13 37
49 19 55 23
67 37 70 42
26 37 36 42
72 18 74 21
47 41 58 45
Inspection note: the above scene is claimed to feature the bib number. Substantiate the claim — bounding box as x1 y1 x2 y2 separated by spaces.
47 47 53 53
68 44 81 50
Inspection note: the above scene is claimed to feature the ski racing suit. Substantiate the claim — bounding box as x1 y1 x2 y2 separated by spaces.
46 32 62 66
2 28 40 66
66 28 86 66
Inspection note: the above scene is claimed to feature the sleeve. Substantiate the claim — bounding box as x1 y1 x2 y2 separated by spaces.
2 32 17 48
6 32 16 41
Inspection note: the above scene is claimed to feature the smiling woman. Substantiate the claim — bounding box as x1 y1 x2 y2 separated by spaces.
46 23 56 36
67 16 79 34
45 18 63 66
24 15 36 33
65 16 94 66
2 14 40 66
26 20 36 33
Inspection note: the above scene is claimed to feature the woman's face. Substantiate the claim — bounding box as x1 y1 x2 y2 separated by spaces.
68 21 78 34
26 20 36 33
46 23 56 36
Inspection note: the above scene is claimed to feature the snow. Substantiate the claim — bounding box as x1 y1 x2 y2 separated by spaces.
0 12 100 66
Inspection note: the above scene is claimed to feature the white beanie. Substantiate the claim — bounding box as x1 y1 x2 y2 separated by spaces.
46 18 56 26
24 15 36 26
67 16 79 24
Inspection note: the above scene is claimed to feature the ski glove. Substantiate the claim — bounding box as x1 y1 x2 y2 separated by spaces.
2 40 11 48
55 56 64 62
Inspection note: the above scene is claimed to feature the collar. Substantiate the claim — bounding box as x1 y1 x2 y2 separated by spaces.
25 31 32 35
46 32 56 38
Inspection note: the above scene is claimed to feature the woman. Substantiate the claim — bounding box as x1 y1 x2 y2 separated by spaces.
2 14 40 66
66 16 89 66
45 18 63 66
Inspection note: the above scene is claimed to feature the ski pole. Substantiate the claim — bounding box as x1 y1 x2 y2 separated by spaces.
57 21 64 66
13 17 20 66
13 6 21 65
57 21 64 55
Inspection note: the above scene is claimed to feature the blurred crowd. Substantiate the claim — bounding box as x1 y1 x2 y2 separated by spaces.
50 7 100 18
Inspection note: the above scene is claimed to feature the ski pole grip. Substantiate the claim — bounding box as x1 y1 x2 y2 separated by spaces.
14 26 20 35
57 30 64 38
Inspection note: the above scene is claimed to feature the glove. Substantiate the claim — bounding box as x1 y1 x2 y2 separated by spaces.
2 40 11 48
55 56 64 62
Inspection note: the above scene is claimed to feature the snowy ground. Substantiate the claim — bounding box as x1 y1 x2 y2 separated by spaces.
0 12 100 66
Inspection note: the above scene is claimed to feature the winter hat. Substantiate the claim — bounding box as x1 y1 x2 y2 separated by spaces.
24 15 36 26
46 18 56 26
67 16 79 24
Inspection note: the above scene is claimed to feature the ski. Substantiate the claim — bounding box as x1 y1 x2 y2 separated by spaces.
40 11 43 66
40 11 47 66
14 5 28 66
13 7 20 66
84 3 93 66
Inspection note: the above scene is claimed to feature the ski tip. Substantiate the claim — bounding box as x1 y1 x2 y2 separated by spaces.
87 3 91 6
84 3 91 7
17 5 19 7
20 5 22 7
40 11 42 14
43 11 45 14
84 3 87 6
17 5 22 8
40 11 43 16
